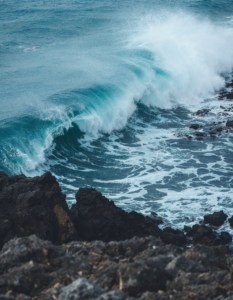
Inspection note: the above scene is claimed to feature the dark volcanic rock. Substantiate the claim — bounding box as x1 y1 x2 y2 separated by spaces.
229 215 233 227
0 172 77 249
162 227 187 247
215 232 232 245
204 210 228 227
195 132 206 137
70 187 187 246
93 261 170 297
0 235 232 300
226 119 233 127
194 109 210 116
0 172 8 192
150 212 163 225
70 187 161 242
189 124 200 130
192 225 217 246
209 131 216 136
184 223 232 246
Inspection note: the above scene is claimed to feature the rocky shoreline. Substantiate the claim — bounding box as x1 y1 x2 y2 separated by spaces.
1 171 233 300
174 78 233 139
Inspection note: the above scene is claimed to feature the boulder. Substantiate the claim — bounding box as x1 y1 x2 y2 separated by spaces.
0 172 78 249
226 120 233 127
204 210 227 227
189 124 200 130
229 215 233 227
70 188 188 246
69 188 161 242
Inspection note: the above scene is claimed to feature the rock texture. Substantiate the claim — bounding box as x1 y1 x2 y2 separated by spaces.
184 224 232 246
204 211 228 227
0 235 233 300
1 172 233 299
0 171 77 249
70 187 188 246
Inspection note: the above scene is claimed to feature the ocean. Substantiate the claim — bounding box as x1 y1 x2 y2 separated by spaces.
1 0 233 233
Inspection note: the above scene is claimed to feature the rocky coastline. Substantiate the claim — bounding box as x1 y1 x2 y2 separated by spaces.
174 78 233 139
1 171 233 300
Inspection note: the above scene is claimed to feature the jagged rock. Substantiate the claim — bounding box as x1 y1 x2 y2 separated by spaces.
185 224 216 246
0 235 63 276
46 278 128 300
190 124 200 130
161 227 188 247
0 172 78 249
194 109 211 116
150 212 163 225
0 172 8 192
50 278 104 300
70 188 188 246
70 187 161 242
215 232 232 245
92 260 170 297
204 210 228 226
209 131 216 136
0 235 233 300
226 120 233 127
229 216 233 227
165 256 206 276
195 132 205 137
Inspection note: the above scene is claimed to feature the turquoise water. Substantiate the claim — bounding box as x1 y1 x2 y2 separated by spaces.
1 0 233 231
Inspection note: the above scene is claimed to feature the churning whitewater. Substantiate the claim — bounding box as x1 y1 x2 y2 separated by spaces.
1 0 233 233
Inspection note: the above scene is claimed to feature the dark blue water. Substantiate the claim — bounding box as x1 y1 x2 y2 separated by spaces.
1 0 233 232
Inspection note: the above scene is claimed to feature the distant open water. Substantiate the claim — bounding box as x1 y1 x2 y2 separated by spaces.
1 0 233 234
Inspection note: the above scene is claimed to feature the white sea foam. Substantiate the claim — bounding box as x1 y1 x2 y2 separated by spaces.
62 11 233 136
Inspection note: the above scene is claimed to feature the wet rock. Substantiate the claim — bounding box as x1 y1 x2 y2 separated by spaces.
70 187 162 243
161 227 188 247
184 224 217 246
195 132 206 137
150 212 163 225
0 172 8 192
214 232 232 245
183 226 192 236
194 109 211 116
225 80 233 89
209 131 216 136
0 172 78 249
229 216 233 227
190 124 200 130
226 120 233 127
226 92 233 99
192 225 216 246
204 210 228 227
